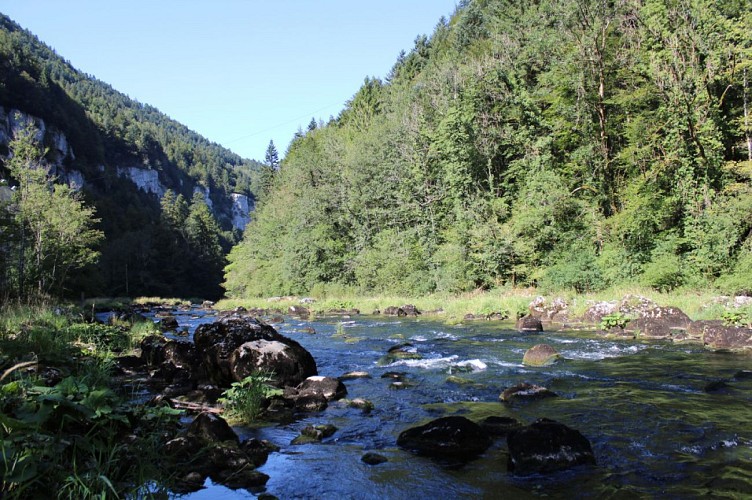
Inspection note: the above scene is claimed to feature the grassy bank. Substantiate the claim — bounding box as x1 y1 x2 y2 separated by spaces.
0 303 182 498
215 286 751 323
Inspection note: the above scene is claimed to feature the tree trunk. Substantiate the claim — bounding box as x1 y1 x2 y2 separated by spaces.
745 67 751 162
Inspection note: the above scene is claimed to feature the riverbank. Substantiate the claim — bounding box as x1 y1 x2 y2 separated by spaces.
211 286 751 324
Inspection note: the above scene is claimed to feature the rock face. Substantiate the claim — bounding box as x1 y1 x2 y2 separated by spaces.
516 315 543 332
194 316 317 388
701 324 752 350
522 344 560 366
624 307 692 339
507 418 596 474
397 416 492 460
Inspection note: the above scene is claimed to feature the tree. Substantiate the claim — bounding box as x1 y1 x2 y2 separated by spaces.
3 119 103 299
264 140 280 170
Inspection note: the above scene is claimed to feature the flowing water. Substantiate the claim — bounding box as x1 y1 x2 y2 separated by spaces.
147 309 752 499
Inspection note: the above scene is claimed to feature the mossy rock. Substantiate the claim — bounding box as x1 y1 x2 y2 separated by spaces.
522 344 560 366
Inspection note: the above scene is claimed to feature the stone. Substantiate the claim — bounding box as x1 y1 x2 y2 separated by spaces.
230 339 318 388
507 418 596 474
516 315 543 332
701 324 752 350
397 416 492 460
522 344 560 366
339 371 371 380
290 376 348 401
140 335 168 366
361 452 388 465
500 382 558 402
624 306 691 339
288 305 310 318
160 315 179 331
188 412 239 444
194 316 317 388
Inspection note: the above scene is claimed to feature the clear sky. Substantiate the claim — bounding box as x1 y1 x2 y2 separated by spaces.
0 1 459 162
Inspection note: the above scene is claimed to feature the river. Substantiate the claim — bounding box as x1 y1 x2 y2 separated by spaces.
146 308 752 499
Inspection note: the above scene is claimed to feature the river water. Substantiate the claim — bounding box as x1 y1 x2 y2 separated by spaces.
148 308 752 499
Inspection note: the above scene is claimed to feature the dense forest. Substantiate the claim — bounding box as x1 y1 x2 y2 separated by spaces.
225 0 752 298
0 14 271 300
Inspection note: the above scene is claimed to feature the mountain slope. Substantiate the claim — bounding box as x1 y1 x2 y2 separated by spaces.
225 0 752 298
0 13 268 299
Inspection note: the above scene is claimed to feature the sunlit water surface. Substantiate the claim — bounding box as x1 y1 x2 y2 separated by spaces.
145 309 752 499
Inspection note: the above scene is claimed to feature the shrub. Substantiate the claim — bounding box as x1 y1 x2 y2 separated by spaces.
218 370 282 423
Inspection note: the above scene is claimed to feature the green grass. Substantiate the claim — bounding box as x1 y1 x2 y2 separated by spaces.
215 286 745 323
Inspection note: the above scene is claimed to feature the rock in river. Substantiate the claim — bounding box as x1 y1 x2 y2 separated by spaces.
507 418 596 474
397 416 491 460
522 344 560 366
194 316 317 388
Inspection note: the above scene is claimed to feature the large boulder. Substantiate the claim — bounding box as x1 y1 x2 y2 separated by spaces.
188 412 239 444
397 416 492 460
516 315 543 332
290 376 347 401
701 324 752 350
194 316 317 387
624 307 691 339
507 418 596 474
522 344 560 366
529 296 569 322
230 339 317 388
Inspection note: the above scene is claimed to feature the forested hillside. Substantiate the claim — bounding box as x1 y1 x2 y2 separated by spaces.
0 14 270 300
225 0 752 298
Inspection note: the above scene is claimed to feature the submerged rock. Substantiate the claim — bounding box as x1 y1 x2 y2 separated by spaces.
522 344 560 366
507 418 596 474
397 416 492 460
361 452 388 465
500 382 557 402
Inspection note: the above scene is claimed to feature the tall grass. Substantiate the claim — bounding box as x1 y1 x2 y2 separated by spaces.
215 285 744 322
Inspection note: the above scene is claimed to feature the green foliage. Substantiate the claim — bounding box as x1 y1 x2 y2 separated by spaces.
218 370 282 423
600 313 629 330
216 1 752 298
721 310 751 328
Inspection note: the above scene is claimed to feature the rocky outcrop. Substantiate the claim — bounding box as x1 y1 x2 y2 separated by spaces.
397 416 492 460
622 306 691 339
193 316 317 388
529 296 569 322
522 344 560 366
507 418 596 474
701 324 752 350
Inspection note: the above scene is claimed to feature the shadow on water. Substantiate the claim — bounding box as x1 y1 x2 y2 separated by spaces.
146 310 752 499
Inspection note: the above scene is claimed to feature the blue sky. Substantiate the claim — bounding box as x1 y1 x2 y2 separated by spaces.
1 1 459 162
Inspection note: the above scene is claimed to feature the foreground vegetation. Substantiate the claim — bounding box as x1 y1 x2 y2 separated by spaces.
0 304 182 498
225 0 752 300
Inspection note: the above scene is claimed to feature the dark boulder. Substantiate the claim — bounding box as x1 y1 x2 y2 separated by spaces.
500 382 557 403
516 315 543 332
507 418 596 474
188 412 239 444
230 339 317 388
194 316 317 387
160 315 179 331
140 335 168 366
384 305 421 317
397 416 492 460
361 452 388 465
290 376 347 401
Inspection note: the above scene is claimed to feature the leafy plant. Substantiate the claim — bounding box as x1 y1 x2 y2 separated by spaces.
218 370 282 423
600 312 629 330
721 310 751 328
